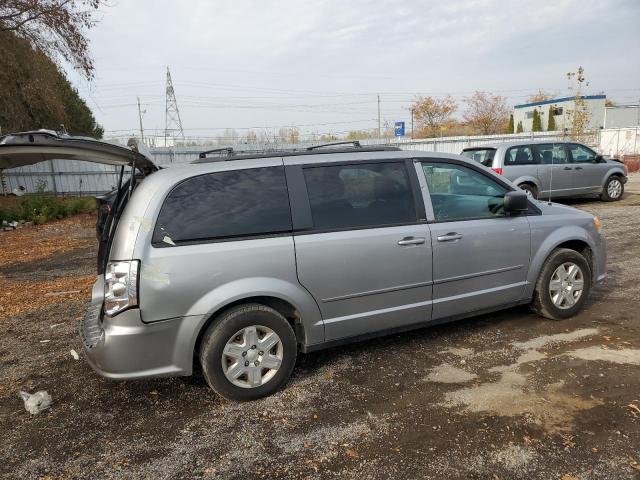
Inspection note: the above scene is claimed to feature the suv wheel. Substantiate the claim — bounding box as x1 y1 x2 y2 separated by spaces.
518 183 538 199
199 304 297 401
601 176 624 201
532 248 591 320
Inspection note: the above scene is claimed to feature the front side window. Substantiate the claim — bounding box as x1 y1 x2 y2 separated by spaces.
303 162 417 230
153 167 292 245
568 144 597 163
422 162 508 222
535 143 567 164
505 146 536 166
461 148 496 167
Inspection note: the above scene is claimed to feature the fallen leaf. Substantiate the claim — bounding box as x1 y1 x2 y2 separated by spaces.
345 448 359 458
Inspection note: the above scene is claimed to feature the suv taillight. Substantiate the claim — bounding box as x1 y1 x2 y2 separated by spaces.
492 167 503 175
104 260 139 317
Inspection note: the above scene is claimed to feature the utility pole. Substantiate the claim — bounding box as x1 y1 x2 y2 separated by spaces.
137 96 145 142
411 108 414 140
164 66 185 146
377 94 381 140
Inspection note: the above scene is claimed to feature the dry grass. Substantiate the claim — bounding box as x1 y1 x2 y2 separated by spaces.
0 214 95 267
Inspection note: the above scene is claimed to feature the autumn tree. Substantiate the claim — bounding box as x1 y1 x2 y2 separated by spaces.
463 91 510 135
507 114 514 133
566 66 591 140
547 106 556 130
527 90 552 103
410 95 457 138
0 0 105 79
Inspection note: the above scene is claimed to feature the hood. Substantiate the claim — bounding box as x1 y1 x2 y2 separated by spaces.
0 130 157 173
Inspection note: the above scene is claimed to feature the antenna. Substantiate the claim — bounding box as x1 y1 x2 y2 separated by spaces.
548 145 554 205
164 66 185 145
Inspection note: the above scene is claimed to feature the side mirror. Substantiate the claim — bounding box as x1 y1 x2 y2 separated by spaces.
504 191 529 214
595 154 605 163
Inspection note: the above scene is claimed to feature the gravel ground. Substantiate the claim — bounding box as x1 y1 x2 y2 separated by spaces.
1 176 639 480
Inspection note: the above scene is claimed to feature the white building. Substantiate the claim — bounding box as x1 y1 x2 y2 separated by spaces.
513 95 606 132
605 104 640 128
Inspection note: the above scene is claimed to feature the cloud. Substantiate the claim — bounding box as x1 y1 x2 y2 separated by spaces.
68 0 640 137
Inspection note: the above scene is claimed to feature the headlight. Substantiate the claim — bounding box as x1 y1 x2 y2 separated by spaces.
104 260 139 317
593 216 602 233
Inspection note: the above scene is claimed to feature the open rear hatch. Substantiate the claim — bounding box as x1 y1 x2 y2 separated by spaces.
0 130 158 273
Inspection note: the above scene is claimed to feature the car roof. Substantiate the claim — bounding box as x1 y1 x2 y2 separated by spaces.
462 139 582 150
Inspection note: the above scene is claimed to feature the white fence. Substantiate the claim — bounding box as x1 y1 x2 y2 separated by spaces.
1 129 636 195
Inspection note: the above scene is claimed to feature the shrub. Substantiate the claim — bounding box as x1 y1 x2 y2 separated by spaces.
1 194 95 225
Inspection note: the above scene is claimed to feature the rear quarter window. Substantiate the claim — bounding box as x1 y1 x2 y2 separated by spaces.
505 146 536 166
153 166 292 245
462 149 495 167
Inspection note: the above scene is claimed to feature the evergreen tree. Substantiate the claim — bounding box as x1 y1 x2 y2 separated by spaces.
507 114 514 133
532 109 542 132
516 121 524 133
547 106 556 131
0 30 103 137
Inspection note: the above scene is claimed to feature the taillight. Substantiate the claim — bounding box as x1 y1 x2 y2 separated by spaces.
492 167 503 175
104 260 139 317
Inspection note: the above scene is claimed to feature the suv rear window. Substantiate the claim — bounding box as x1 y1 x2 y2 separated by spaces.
462 148 495 167
302 162 417 230
153 166 292 245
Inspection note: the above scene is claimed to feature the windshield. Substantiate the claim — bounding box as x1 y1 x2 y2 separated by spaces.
462 148 496 167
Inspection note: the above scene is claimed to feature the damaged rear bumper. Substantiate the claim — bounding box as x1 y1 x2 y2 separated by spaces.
80 276 203 380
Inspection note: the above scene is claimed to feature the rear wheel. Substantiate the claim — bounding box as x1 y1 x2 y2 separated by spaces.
532 248 591 320
601 175 624 201
518 183 538 199
199 304 297 401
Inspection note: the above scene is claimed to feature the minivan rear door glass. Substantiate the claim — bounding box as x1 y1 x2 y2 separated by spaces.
461 149 496 167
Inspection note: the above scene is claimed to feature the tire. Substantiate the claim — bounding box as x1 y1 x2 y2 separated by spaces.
601 175 624 201
199 304 297 401
531 248 592 320
518 183 538 199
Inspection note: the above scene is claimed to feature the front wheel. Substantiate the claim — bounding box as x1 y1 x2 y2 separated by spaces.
199 304 297 401
531 248 592 320
601 176 624 201
518 183 538 199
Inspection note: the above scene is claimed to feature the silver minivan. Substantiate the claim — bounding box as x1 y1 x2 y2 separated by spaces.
462 141 627 201
1 132 607 400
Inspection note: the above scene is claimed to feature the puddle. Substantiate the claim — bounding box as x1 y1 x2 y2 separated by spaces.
426 363 477 384
513 328 599 351
564 346 640 365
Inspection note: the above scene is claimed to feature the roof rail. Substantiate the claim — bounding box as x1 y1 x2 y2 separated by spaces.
307 140 361 151
198 147 235 159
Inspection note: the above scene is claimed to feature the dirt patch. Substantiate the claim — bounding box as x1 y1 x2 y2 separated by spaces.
0 214 95 267
0 273 94 319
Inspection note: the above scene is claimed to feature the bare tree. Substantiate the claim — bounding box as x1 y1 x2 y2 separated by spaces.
463 91 510 135
0 0 105 78
410 95 457 138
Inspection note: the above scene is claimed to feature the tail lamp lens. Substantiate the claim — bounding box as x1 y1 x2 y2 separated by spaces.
104 260 139 317
492 167 503 175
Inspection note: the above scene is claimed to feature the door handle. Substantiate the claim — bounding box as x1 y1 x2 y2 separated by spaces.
397 236 426 246
436 232 463 242
574 166 583 170
563 166 572 170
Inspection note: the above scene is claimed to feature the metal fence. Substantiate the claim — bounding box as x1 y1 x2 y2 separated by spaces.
1 128 634 196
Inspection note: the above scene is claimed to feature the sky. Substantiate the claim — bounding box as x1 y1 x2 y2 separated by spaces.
67 0 640 141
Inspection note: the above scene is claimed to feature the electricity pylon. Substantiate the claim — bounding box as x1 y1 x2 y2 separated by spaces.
164 66 185 145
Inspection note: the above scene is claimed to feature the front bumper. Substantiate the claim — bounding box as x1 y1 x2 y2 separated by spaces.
80 277 204 380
